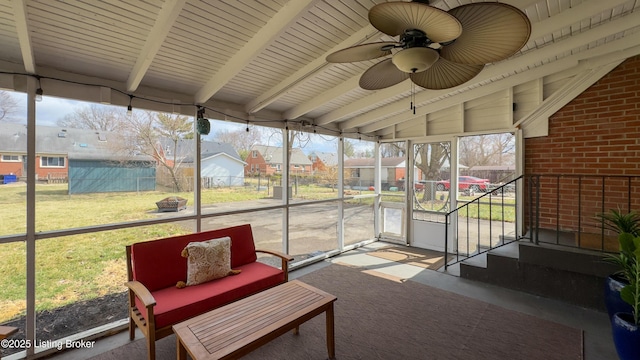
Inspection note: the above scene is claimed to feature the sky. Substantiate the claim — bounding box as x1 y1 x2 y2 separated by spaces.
8 92 79 126
5 91 372 155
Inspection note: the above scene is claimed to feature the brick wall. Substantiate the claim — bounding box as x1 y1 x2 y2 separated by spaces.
525 55 640 236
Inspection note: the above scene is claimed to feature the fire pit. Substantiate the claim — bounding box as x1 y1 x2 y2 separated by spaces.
155 196 188 212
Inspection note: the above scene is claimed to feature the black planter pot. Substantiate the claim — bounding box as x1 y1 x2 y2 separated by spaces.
605 274 633 319
612 312 640 360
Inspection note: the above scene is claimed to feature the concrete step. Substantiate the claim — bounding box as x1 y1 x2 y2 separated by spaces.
460 242 520 285
459 239 618 310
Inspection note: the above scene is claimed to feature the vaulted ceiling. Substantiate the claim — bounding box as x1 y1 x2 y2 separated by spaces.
0 0 639 141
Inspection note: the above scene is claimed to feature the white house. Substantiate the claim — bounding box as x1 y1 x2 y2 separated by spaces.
176 140 246 187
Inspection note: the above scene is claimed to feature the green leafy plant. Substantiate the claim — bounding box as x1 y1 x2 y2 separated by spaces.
614 233 640 325
597 209 640 236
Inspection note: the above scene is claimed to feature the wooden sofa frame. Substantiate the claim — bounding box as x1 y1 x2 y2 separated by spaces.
125 231 292 360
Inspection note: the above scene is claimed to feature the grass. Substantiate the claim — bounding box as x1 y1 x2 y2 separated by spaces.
0 182 515 323
455 200 517 221
0 182 370 322
412 192 516 222
0 184 195 322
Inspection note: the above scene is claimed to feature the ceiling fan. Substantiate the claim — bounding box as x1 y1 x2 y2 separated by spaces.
326 1 531 91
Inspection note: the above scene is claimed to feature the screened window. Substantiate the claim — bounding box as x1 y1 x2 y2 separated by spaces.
40 156 65 167
2 155 20 162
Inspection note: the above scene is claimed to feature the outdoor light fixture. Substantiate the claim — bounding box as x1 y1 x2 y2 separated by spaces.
35 87 43 102
197 107 210 135
35 76 43 102
127 95 133 117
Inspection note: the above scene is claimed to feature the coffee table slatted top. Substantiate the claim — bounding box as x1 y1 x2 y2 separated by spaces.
173 280 336 360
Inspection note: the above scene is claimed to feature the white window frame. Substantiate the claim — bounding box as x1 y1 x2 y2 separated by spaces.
1 154 21 162
40 156 65 168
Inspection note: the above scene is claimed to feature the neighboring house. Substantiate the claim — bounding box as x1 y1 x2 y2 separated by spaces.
180 141 246 187
309 151 340 173
344 157 407 190
245 145 312 175
0 122 69 181
0 122 156 193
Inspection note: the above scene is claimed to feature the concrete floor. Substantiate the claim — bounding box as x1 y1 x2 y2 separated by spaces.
41 241 616 360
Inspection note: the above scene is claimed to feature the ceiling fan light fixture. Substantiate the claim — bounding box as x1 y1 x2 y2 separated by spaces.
392 47 439 73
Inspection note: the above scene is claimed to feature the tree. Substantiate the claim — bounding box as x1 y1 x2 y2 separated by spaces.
459 133 515 167
212 127 262 160
381 142 406 157
0 91 19 122
114 111 193 191
343 139 355 158
57 104 126 131
414 143 450 202
137 111 194 192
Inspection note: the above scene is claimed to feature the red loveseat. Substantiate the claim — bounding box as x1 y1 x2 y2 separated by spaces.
125 224 293 360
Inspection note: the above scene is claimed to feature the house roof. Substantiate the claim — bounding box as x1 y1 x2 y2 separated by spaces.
344 157 405 168
309 151 340 167
251 145 312 166
166 138 243 163
201 152 246 165
0 122 152 161
1 1 638 142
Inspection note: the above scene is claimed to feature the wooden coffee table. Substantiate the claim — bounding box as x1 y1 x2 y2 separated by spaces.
173 280 337 360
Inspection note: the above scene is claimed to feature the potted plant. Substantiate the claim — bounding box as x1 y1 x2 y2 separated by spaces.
598 209 640 236
599 209 639 318
610 232 640 360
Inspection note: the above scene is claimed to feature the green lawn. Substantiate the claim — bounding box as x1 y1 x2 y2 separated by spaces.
0 183 195 321
0 182 367 322
0 182 514 323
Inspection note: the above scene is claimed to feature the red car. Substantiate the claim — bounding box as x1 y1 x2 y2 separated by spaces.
436 176 490 192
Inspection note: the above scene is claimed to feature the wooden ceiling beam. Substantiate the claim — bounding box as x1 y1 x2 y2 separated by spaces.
11 0 35 74
126 0 187 92
194 0 317 104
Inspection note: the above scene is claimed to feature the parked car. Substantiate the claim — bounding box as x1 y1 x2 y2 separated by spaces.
435 176 490 192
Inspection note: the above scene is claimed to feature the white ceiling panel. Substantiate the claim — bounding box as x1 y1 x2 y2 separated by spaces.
0 0 639 141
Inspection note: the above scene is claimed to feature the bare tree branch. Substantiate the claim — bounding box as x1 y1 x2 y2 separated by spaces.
57 104 126 131
0 91 19 122
212 127 262 160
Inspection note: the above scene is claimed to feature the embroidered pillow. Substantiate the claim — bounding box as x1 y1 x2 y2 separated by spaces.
184 236 232 286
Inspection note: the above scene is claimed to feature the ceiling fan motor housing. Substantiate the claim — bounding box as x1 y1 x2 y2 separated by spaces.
400 29 430 48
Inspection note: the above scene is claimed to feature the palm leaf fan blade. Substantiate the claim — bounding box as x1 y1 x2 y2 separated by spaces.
359 59 409 90
410 58 483 90
369 2 461 42
440 3 531 65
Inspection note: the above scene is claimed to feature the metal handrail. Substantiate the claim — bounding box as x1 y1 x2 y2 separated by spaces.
445 174 640 270
525 174 638 251
444 176 524 270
